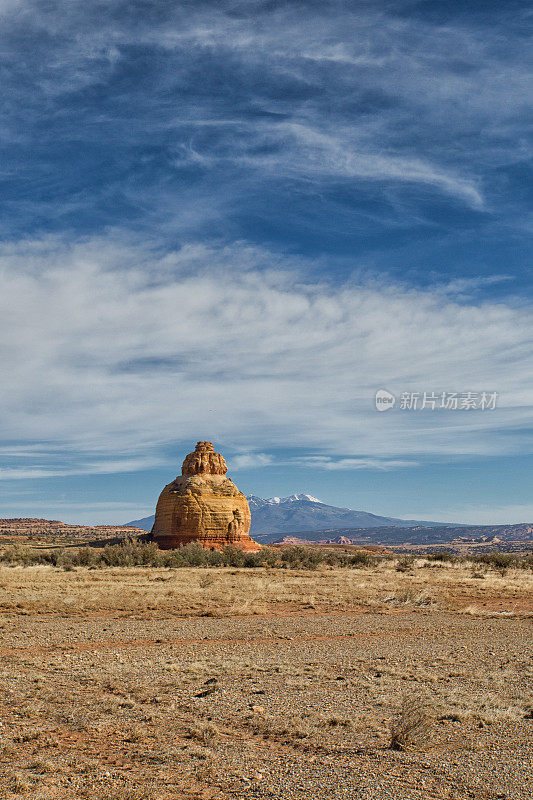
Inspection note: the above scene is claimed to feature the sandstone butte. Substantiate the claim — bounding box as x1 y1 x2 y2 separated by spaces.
152 441 261 552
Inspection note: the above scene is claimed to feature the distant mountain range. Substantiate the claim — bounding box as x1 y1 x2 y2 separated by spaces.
125 492 445 538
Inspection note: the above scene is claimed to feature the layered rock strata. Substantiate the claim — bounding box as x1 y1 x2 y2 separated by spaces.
152 441 261 551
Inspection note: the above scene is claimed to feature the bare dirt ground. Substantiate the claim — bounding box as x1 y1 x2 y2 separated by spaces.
0 562 531 799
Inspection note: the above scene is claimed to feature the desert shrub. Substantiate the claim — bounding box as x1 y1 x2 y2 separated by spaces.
396 555 415 573
176 543 209 567
280 546 322 570
427 550 456 563
470 569 486 579
322 550 376 568
0 545 33 565
474 552 515 574
185 721 219 746
319 715 353 728
0 539 387 571
101 541 136 567
205 549 224 567
469 551 533 572
389 695 434 751
243 550 267 568
6 772 31 793
345 550 378 568
160 549 187 568
137 541 161 565
384 589 433 606
0 539 168 568
1 545 65 567
348 551 376 568
220 545 247 567
73 546 99 567
258 547 280 568
521 553 533 570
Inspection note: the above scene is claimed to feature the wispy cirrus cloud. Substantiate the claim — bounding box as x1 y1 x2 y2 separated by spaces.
0 0 530 245
194 121 484 208
0 457 167 481
229 453 275 470
287 456 419 471
229 454 418 471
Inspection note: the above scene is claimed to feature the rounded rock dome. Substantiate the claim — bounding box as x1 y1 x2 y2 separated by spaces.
152 442 261 552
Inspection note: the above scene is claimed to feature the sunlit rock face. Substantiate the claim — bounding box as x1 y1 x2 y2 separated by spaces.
152 442 261 551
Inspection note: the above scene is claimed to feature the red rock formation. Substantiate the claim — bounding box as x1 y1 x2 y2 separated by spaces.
152 442 261 551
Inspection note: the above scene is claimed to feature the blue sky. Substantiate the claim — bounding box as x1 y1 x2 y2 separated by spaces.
0 0 532 524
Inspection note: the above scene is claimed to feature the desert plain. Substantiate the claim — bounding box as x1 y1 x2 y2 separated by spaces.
0 554 532 800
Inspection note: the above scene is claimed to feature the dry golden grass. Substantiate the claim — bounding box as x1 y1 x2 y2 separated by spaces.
0 558 531 617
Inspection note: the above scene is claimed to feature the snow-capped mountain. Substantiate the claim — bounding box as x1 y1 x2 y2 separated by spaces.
246 494 440 539
248 493 324 508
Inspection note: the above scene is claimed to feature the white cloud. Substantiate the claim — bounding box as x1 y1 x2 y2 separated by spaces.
195 121 483 208
275 123 483 207
289 457 418 471
229 453 274 470
229 454 418 471
0 456 166 480
0 235 531 469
